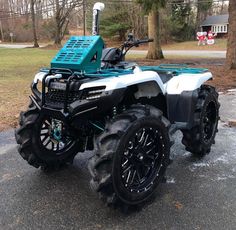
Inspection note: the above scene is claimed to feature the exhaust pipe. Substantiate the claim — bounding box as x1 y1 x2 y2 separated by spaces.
92 2 105 35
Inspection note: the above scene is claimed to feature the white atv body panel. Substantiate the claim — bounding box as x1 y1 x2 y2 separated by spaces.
34 68 212 96
165 72 212 95
79 69 212 95
79 70 166 94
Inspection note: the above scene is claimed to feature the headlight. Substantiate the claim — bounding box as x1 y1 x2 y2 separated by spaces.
82 86 106 100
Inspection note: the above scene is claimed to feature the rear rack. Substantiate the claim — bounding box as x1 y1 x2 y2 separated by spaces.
141 65 209 75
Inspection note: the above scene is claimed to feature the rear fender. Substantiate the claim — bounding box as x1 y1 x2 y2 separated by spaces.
166 72 212 95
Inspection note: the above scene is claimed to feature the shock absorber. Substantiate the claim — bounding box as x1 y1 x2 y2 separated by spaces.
122 105 126 112
112 106 117 117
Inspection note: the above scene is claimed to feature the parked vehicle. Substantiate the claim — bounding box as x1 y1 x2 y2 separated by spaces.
15 2 220 208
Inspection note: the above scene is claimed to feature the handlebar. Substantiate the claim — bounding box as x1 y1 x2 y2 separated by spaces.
136 38 154 45
124 38 153 48
119 37 153 59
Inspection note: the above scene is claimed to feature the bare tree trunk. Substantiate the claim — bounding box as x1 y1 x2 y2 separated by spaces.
226 0 236 69
0 20 4 41
54 0 74 46
54 0 61 46
54 20 62 46
128 4 146 39
147 10 164 59
196 0 203 31
220 0 224 14
30 0 39 47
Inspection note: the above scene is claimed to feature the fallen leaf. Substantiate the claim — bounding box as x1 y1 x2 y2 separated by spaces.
228 120 236 127
174 201 183 210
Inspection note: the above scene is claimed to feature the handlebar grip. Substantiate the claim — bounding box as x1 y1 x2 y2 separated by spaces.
137 38 154 44
122 38 154 50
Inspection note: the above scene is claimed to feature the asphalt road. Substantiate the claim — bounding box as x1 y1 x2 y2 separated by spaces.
0 90 236 230
0 44 226 58
129 50 226 58
0 44 44 49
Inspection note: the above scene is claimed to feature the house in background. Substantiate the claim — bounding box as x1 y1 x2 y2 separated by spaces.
200 14 229 37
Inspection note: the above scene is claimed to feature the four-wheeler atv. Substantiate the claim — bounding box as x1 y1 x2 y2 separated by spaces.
15 2 220 208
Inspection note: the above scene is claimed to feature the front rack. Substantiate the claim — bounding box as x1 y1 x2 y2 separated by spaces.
41 68 78 112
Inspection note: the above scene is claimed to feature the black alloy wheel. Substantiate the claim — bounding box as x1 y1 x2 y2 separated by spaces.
202 101 217 143
39 117 73 154
89 104 172 207
120 127 165 194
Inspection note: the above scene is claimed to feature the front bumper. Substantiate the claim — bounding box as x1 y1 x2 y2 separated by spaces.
31 80 126 121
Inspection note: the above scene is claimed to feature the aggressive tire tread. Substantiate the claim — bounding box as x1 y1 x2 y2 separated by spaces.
88 104 173 209
181 85 220 156
15 100 79 170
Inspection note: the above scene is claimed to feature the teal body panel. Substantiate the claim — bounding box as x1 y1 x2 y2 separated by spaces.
43 64 209 78
51 36 104 73
140 64 209 75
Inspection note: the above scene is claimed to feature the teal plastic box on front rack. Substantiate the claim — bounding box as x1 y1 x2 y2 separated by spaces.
51 36 104 73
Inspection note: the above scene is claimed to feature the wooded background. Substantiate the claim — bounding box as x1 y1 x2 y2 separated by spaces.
0 0 229 44
0 0 235 69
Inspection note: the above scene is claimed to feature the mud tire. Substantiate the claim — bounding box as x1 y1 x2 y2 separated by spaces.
181 85 220 157
15 100 81 170
88 104 172 208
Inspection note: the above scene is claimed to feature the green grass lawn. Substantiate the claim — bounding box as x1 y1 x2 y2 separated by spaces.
0 48 56 78
0 48 57 130
162 39 227 50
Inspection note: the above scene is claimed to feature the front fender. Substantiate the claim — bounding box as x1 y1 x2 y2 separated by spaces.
80 71 166 94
